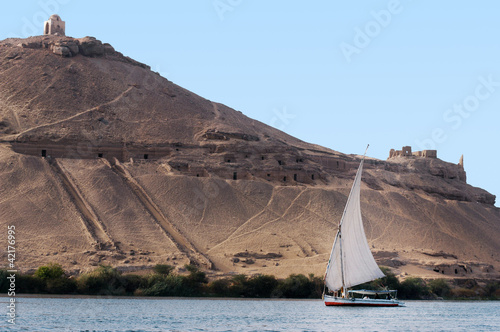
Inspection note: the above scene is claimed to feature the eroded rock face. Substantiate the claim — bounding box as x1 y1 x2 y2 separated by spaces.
18 36 81 56
60 40 79 55
52 45 71 57
11 35 148 69
384 157 466 182
77 37 104 56
378 158 495 204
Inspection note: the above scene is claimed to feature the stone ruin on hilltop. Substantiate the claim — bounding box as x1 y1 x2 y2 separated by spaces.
388 146 437 159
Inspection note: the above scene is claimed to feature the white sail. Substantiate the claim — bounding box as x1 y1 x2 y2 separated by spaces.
325 232 343 291
324 155 385 291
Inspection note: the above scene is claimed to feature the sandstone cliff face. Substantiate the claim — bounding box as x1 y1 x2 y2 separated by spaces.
0 36 498 280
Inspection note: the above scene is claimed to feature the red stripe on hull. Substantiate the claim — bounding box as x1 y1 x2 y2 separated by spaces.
325 302 399 307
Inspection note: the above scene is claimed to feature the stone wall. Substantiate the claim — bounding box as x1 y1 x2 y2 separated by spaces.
413 150 437 158
389 146 437 159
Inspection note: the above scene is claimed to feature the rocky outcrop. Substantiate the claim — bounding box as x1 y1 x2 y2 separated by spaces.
76 37 105 56
52 39 79 56
11 35 149 69
384 157 467 182
378 157 494 204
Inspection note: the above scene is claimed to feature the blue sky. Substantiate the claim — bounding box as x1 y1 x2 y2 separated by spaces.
1 1 499 206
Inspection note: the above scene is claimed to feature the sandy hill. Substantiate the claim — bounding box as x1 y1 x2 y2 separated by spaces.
0 35 499 282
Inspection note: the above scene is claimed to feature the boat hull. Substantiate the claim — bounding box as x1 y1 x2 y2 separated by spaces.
324 295 403 307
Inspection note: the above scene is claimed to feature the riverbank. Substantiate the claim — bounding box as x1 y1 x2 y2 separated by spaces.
1 264 499 300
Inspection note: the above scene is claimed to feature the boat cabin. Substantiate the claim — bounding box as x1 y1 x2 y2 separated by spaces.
348 289 398 300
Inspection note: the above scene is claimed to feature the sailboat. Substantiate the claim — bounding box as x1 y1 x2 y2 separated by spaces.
323 145 403 307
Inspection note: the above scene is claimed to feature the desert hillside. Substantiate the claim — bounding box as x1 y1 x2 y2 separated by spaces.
0 35 498 282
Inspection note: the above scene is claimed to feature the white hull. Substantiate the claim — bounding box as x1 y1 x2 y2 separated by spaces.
324 295 403 307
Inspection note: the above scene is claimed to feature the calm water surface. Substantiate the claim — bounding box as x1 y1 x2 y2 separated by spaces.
1 297 499 331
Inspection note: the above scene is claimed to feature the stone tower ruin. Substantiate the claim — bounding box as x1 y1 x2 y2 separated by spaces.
44 14 65 36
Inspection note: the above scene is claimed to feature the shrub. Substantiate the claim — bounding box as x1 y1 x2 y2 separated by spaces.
34 263 65 280
451 287 476 298
307 274 324 298
207 278 231 297
17 275 46 294
182 265 207 296
46 277 77 294
122 274 146 294
33 263 77 294
77 265 127 295
185 265 207 284
228 274 248 297
379 267 401 290
428 279 451 298
399 277 430 299
484 281 500 299
141 274 184 296
153 264 174 276
245 275 278 298
275 274 316 298
140 265 209 297
146 273 167 288
456 278 478 289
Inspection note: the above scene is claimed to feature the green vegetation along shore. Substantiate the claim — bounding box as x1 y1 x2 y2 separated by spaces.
1 264 499 300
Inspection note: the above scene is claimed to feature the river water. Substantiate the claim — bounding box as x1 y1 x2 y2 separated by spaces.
1 296 499 331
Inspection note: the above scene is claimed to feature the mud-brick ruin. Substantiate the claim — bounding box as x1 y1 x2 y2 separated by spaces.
388 146 437 159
